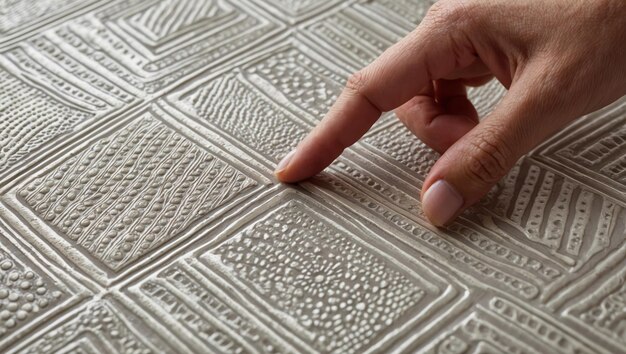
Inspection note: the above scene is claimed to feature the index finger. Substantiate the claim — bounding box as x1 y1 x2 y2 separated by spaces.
275 16 476 182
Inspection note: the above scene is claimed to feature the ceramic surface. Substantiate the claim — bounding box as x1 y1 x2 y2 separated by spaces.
0 0 624 352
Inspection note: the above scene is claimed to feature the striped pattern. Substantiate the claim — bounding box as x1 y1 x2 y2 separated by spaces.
20 116 256 271
189 73 308 161
481 161 625 260
0 68 92 173
0 0 81 35
129 0 225 39
558 120 626 188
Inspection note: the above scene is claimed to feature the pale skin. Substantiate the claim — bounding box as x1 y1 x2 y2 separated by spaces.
275 0 626 226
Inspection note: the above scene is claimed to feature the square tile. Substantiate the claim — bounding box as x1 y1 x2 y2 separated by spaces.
0 222 86 350
33 0 283 94
187 190 463 353
0 0 99 46
12 298 174 353
126 261 297 353
532 98 626 201
5 104 262 285
251 0 347 24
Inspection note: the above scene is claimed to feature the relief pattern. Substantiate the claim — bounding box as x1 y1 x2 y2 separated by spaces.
0 0 624 352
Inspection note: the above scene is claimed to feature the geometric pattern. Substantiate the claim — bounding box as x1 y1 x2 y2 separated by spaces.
5 105 261 287
18 115 257 272
0 0 624 352
533 99 626 201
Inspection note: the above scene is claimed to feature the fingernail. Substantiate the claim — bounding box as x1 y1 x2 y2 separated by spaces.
275 149 296 174
422 180 464 227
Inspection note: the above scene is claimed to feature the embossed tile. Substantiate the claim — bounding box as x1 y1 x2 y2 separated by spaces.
0 0 624 352
421 295 597 353
253 0 347 25
354 0 436 31
13 298 173 353
18 0 283 95
179 70 311 168
0 0 100 46
170 190 468 353
208 201 425 352
0 55 135 179
0 66 93 173
127 261 297 353
566 267 626 350
4 104 262 285
532 97 626 201
0 222 86 350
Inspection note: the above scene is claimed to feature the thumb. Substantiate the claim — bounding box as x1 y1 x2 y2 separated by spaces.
420 80 564 227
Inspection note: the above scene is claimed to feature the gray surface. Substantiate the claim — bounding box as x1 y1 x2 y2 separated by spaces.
0 0 625 353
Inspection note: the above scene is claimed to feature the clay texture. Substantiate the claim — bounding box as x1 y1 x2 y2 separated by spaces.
0 0 624 353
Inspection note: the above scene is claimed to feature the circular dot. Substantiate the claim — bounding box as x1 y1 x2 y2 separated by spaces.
19 281 31 290
0 261 13 270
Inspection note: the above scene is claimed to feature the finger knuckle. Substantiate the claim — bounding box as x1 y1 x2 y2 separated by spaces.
426 0 475 26
345 70 368 97
464 132 512 185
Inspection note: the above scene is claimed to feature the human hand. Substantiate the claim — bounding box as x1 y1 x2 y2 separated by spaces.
274 0 626 226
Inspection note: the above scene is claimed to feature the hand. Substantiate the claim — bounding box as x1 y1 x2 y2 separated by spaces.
274 0 626 226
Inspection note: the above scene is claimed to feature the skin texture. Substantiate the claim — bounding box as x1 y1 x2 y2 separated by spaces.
275 0 626 226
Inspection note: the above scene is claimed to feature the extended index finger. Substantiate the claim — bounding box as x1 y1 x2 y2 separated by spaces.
275 10 477 182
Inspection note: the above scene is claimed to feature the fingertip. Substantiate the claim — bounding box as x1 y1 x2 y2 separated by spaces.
274 143 334 183
274 149 296 176
274 150 303 183
421 179 464 227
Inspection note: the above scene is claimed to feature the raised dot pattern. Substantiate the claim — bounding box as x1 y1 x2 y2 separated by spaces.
480 161 625 261
0 246 64 338
489 297 587 352
363 121 439 178
19 116 256 271
578 282 626 344
245 47 344 120
210 201 425 353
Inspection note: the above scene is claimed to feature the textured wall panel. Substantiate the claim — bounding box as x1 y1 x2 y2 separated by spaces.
0 0 624 353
